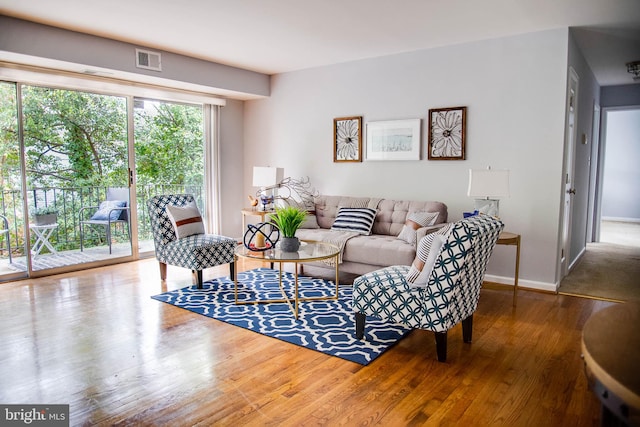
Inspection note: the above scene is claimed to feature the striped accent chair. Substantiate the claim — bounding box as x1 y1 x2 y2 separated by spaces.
147 194 236 288
353 214 504 362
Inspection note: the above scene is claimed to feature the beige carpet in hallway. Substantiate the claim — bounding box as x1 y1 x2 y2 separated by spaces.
559 221 640 302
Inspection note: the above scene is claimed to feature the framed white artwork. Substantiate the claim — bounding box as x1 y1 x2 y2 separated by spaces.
366 119 421 161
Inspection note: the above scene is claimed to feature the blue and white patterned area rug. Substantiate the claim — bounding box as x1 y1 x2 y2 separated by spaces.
151 268 410 365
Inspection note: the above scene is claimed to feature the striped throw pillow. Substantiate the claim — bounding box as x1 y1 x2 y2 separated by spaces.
166 201 205 238
331 207 377 235
405 223 453 285
397 211 439 245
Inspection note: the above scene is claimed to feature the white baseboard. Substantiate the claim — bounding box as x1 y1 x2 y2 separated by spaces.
484 274 557 293
601 216 640 223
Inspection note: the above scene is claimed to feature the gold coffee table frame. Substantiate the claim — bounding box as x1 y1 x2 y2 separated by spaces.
234 240 340 319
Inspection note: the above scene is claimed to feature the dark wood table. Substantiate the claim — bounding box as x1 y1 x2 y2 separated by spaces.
582 302 640 426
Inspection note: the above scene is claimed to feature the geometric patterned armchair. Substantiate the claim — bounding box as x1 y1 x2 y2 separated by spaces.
147 194 236 289
353 214 504 362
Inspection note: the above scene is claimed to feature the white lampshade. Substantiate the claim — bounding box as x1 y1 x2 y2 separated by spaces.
467 168 510 217
467 169 510 198
253 166 284 188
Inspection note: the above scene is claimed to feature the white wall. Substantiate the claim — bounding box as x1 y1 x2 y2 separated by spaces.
0 15 270 99
219 99 246 236
244 29 569 289
601 108 640 220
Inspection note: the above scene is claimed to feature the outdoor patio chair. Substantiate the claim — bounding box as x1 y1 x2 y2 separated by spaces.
0 214 11 263
147 194 236 288
352 214 504 362
79 187 130 254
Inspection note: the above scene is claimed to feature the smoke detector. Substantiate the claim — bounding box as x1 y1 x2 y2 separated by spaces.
135 48 162 72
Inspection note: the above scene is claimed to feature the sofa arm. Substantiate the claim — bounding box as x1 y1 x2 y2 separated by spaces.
416 223 450 248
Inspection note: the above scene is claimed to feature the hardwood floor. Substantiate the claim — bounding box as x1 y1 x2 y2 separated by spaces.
0 259 611 426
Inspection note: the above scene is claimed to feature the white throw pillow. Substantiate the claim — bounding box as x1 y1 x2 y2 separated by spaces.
397 211 439 245
166 201 205 238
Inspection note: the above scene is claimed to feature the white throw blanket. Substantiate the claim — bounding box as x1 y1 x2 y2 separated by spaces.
298 228 359 266
322 230 360 266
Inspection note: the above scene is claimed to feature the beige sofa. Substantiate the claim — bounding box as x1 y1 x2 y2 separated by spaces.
295 195 448 276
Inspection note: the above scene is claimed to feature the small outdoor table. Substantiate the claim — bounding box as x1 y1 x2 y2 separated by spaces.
30 223 58 257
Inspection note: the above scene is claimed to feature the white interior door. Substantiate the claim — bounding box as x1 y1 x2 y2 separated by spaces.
560 67 579 279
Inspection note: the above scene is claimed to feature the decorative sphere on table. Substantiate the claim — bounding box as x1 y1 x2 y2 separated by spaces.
243 222 279 252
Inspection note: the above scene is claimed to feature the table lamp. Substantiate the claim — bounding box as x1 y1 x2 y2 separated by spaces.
252 166 284 211
467 167 510 217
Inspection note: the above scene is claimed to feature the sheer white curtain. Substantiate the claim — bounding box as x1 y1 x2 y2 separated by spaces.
204 104 222 234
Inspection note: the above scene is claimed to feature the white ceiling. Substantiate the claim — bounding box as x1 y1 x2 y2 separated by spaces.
1 0 639 85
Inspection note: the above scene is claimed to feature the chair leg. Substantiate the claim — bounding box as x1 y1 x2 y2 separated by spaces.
229 262 235 281
6 233 11 264
195 270 204 289
79 222 84 252
159 262 167 280
355 312 366 339
462 315 473 343
106 224 112 255
435 331 448 362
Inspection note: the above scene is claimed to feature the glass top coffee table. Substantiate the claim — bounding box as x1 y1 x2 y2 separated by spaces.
234 240 340 319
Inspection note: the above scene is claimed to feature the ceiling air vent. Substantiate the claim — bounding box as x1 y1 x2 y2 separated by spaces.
135 48 162 71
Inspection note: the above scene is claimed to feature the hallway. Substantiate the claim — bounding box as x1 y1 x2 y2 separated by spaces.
559 221 640 301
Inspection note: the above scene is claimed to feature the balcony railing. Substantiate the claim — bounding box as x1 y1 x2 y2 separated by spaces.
0 184 203 257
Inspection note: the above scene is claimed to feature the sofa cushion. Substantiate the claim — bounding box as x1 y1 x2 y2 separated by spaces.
299 214 320 229
342 234 417 267
331 207 376 235
397 211 440 245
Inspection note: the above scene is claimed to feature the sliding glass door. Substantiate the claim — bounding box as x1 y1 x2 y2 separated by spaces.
0 82 27 280
0 73 214 280
133 98 205 255
23 85 133 272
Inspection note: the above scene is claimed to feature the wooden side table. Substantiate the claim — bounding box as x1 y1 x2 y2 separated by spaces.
497 231 521 307
241 208 273 232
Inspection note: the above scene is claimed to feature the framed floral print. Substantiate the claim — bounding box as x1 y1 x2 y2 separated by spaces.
334 116 362 162
428 106 467 160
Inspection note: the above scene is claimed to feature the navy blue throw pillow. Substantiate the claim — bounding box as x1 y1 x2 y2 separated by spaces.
90 200 127 221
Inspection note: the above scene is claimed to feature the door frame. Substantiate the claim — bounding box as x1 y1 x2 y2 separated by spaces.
593 105 640 241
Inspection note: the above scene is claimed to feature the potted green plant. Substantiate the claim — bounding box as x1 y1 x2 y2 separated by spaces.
32 205 59 226
269 206 307 252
